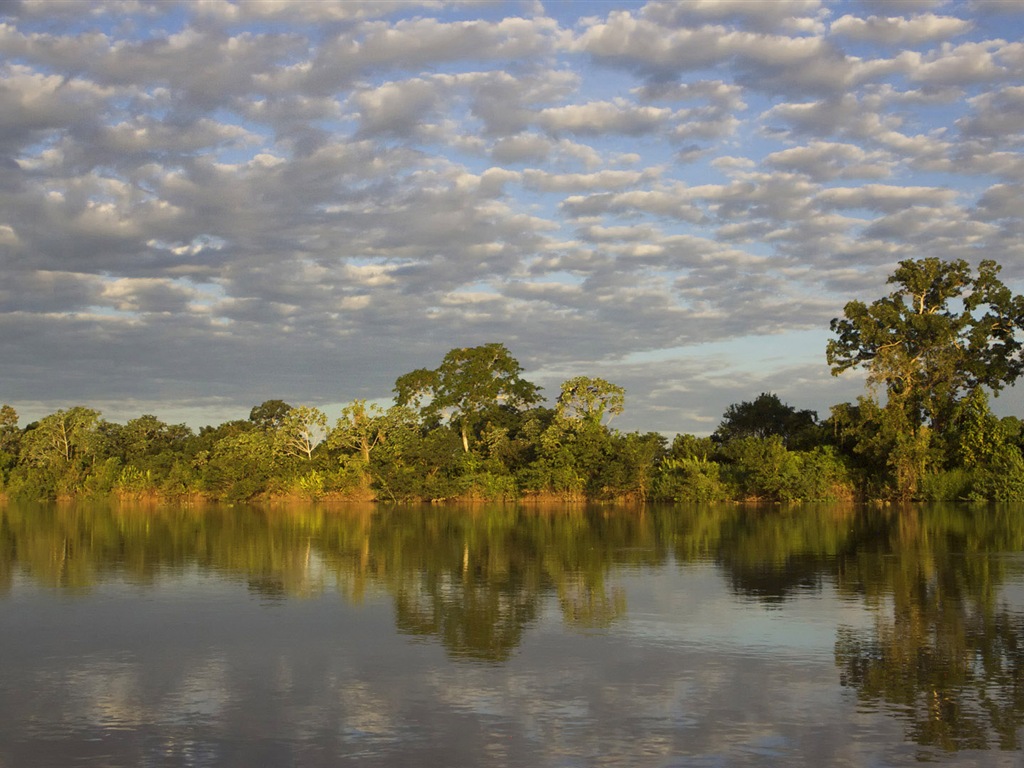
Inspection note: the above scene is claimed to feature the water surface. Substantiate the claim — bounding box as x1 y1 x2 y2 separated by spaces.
1 502 1022 767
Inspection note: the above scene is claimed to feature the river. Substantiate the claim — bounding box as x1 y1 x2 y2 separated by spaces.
1 501 1022 767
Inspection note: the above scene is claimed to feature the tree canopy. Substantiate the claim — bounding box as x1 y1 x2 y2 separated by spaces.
713 392 818 448
827 258 1024 432
394 343 542 453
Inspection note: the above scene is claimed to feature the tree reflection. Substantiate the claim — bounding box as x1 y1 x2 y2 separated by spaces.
834 505 1024 751
4 496 1024 747
0 501 662 660
717 504 855 603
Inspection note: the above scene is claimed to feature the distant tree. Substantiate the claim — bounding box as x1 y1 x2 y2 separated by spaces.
713 393 818 448
328 400 392 466
249 399 293 431
394 343 542 453
556 376 625 427
274 405 328 462
21 407 100 466
0 404 19 455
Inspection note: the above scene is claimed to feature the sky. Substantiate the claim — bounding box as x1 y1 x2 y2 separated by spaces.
2 0 1024 436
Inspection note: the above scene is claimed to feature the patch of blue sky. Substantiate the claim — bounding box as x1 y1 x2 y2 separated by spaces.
623 328 833 370
529 270 585 287
183 278 227 306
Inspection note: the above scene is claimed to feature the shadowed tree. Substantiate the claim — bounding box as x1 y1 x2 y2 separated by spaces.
713 392 818 448
249 399 293 431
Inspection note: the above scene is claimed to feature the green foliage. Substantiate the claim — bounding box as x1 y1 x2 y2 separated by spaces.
667 433 717 462
653 456 728 503
918 469 977 501
829 258 1024 441
972 443 1024 502
273 405 328 462
202 430 277 501
714 392 819 449
0 404 19 458
4 291 1023 504
249 399 293 431
117 464 153 496
296 469 326 500
394 343 542 453
556 377 625 427
719 437 852 502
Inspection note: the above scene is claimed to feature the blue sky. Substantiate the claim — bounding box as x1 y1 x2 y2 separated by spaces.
2 0 1024 434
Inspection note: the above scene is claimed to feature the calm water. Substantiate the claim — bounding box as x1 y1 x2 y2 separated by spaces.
1 501 1023 767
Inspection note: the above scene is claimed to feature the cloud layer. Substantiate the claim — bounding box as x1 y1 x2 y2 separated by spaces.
2 0 1022 432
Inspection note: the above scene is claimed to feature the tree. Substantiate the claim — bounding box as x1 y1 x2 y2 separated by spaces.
249 399 293 431
394 343 542 453
555 376 625 427
0 404 19 455
827 258 1024 497
274 405 328 462
21 407 100 466
713 392 818 448
327 401 413 490
827 258 1024 435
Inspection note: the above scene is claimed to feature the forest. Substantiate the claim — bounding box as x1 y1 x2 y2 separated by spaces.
4 256 1024 504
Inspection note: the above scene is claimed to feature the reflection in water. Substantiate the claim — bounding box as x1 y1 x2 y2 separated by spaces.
1 501 1024 765
833 505 1024 752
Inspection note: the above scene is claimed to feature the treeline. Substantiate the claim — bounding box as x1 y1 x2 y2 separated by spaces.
4 256 1024 504
0 359 1020 505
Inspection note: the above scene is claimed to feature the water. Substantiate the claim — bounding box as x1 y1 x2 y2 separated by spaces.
1 502 1022 767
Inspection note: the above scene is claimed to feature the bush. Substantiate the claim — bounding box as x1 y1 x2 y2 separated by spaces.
653 457 729 502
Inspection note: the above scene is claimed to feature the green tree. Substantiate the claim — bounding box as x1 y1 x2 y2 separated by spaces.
827 258 1024 436
17 407 102 497
0 404 18 489
827 258 1024 497
713 392 818 448
555 376 625 427
274 405 328 462
328 400 394 466
21 407 101 467
202 429 276 500
0 404 18 453
394 343 542 453
249 399 293 431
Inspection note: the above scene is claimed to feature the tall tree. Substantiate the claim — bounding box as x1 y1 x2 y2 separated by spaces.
0 404 19 455
826 258 1024 498
394 343 541 453
249 399 293 431
21 407 100 466
827 258 1024 434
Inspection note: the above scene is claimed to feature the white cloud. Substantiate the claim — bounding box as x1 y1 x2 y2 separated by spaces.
830 13 973 44
764 140 894 180
536 99 672 136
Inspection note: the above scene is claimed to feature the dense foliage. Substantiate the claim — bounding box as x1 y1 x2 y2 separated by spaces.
3 260 1024 504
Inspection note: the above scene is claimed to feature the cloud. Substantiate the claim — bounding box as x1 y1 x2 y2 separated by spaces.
830 13 973 44
764 141 894 180
536 99 672 136
2 0 1024 434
